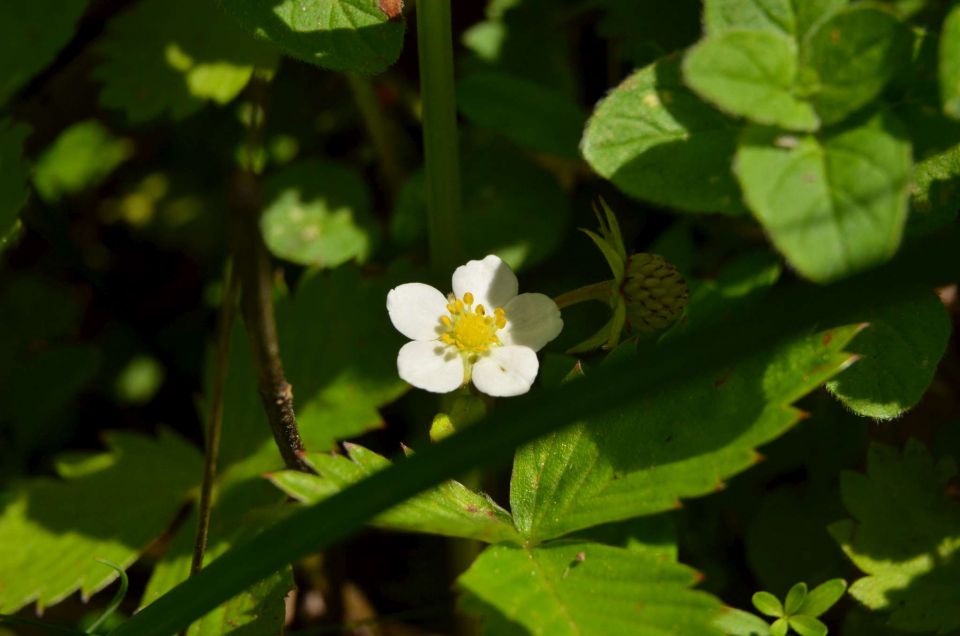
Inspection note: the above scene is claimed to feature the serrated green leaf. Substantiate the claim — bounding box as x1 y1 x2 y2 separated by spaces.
783 582 807 615
789 615 828 636
942 3 960 119
830 441 960 634
457 72 586 158
222 0 404 75
735 113 911 282
459 542 724 636
141 479 290 635
0 431 201 613
803 5 912 125
219 265 409 472
260 159 377 268
95 0 279 122
509 318 861 541
581 55 745 214
683 31 819 131
797 579 847 617
391 146 569 269
752 591 784 618
0 0 88 105
826 290 951 419
33 120 133 203
0 119 30 232
270 444 520 543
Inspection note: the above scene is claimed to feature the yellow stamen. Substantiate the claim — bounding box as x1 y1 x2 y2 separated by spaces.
455 299 464 313
440 291 509 354
496 316 507 329
476 304 485 316
446 303 456 314
463 292 474 305
440 315 452 327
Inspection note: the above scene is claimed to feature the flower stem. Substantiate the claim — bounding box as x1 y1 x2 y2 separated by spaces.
554 280 614 309
416 0 462 272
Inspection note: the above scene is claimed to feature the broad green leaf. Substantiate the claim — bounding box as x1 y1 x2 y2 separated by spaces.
803 6 912 125
270 444 520 543
95 0 279 122
0 119 30 232
509 320 861 541
826 290 950 419
735 114 911 282
457 72 586 158
797 579 847 617
703 0 847 39
0 0 88 105
788 615 827 636
830 441 960 634
222 0 404 75
683 31 819 131
783 582 807 614
909 141 960 235
942 3 960 119
106 225 960 636
261 159 377 268
33 120 133 203
714 608 772 635
141 479 290 635
581 56 745 215
0 430 201 613
752 591 784 618
391 146 569 269
459 542 724 636
218 265 409 471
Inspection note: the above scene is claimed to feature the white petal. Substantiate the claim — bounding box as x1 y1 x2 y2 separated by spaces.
387 283 448 341
472 345 538 397
500 293 563 352
452 255 518 310
397 340 465 393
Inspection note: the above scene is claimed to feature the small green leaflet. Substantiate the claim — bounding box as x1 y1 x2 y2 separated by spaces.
735 113 911 283
457 71 586 159
95 0 279 122
459 541 724 636
942 3 960 120
260 159 378 268
0 0 88 106
0 430 201 613
509 319 861 542
581 55 745 215
270 444 520 544
826 291 951 419
683 31 819 131
0 120 30 233
221 0 405 75
830 441 960 634
33 120 133 203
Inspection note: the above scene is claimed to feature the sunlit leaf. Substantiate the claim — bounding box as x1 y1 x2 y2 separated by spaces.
735 113 911 282
830 441 960 634
222 0 404 75
582 55 745 214
33 120 133 203
942 3 960 120
826 290 951 419
460 541 724 636
270 444 520 543
0 431 201 613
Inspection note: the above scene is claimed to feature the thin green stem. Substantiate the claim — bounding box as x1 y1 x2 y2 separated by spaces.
554 280 614 309
416 0 462 272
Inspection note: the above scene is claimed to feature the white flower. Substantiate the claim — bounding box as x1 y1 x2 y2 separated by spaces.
387 255 563 397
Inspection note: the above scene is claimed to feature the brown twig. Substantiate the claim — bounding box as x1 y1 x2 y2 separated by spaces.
232 75 313 474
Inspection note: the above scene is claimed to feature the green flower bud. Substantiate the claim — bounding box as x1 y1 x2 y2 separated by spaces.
622 253 688 333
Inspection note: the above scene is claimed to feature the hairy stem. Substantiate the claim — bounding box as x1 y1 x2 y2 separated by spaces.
416 0 462 271
233 75 313 474
189 261 239 580
554 280 614 309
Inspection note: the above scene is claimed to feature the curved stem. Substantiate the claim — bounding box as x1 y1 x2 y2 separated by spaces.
416 0 462 271
554 280 614 309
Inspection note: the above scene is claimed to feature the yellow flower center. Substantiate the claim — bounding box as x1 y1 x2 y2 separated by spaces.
439 291 507 353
